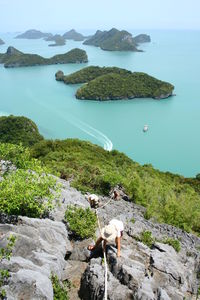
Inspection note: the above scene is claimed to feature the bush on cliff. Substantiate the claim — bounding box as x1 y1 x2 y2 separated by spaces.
0 143 58 217
65 205 97 239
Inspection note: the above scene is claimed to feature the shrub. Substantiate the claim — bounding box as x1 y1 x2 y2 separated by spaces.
65 205 97 239
140 231 154 248
162 238 181 252
0 143 59 218
0 169 56 217
51 274 69 300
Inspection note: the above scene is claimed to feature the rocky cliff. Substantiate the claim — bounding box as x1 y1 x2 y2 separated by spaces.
0 171 199 300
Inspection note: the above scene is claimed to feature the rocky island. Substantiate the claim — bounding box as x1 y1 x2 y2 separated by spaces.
0 46 88 68
63 29 86 41
15 29 52 39
133 34 151 43
55 66 174 100
0 38 5 45
45 34 66 47
83 28 141 51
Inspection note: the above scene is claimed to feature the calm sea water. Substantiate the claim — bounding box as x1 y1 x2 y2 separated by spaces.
0 30 200 177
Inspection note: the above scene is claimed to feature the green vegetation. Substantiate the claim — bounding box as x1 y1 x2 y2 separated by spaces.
56 66 130 84
64 205 97 239
140 231 155 248
56 66 174 100
0 46 88 68
162 237 181 252
0 115 44 147
51 274 69 300
83 28 139 51
76 72 174 100
0 235 16 299
31 139 200 235
0 143 59 217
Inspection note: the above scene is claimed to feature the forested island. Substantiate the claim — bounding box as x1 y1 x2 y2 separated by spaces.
62 29 86 41
83 28 150 51
0 46 88 67
45 34 66 47
0 38 5 45
15 29 52 39
55 66 174 100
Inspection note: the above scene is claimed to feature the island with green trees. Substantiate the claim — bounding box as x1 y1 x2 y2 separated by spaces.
15 29 52 39
45 34 66 47
0 38 5 45
55 66 174 100
0 115 44 146
62 29 86 41
0 46 88 68
83 28 141 51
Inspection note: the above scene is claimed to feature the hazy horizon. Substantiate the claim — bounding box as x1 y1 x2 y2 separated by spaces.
1 0 200 33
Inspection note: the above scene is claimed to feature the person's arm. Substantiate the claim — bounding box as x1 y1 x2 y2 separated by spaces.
116 237 121 257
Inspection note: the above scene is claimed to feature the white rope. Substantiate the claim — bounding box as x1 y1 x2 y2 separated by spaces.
95 208 108 300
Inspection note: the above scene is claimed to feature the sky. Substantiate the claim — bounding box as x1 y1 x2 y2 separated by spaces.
0 0 200 33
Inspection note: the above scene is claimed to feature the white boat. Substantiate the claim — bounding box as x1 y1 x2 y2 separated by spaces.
143 125 148 132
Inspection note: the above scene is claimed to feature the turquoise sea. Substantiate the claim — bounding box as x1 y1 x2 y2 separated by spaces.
0 30 200 177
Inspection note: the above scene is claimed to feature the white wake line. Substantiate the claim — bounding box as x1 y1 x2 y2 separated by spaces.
25 89 113 151
75 118 113 151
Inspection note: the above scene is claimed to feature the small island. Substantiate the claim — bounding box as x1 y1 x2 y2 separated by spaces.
62 29 86 41
55 66 174 100
15 29 52 39
133 34 151 44
0 38 5 45
83 28 140 51
0 46 88 68
45 34 66 47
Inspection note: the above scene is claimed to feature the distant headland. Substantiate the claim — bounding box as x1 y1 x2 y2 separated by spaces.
0 46 88 68
83 28 151 51
15 29 52 39
55 66 174 100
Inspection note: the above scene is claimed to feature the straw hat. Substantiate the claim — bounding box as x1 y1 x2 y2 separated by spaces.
101 224 118 243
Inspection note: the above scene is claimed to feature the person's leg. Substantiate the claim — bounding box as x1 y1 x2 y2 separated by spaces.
88 237 103 250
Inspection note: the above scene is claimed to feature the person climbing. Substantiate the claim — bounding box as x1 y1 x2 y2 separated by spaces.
88 219 124 257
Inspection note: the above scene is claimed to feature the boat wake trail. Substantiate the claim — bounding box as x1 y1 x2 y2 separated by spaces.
25 89 113 151
72 118 113 151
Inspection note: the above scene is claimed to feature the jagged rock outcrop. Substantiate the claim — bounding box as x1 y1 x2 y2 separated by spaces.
0 217 72 299
0 177 200 299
